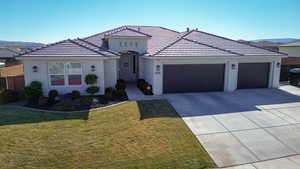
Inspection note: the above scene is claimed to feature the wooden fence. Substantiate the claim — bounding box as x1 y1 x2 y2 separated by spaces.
0 76 24 91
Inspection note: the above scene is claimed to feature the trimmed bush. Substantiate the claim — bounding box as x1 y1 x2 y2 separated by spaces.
137 79 146 89
86 86 99 95
53 100 75 111
85 74 98 85
38 96 48 106
105 87 115 100
115 81 126 90
24 81 43 104
113 89 128 101
0 89 19 104
48 90 58 104
71 90 81 100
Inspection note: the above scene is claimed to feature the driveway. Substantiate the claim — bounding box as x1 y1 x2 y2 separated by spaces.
164 85 300 168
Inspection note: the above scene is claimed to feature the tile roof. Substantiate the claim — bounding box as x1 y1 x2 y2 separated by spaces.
0 48 19 58
280 41 300 47
19 39 117 57
20 25 285 58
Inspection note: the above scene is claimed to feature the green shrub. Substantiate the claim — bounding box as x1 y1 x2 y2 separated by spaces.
24 81 43 104
53 100 75 111
137 79 146 89
48 90 58 104
85 74 98 85
0 89 19 104
113 89 127 101
115 80 126 90
86 86 99 95
71 90 81 100
105 87 115 100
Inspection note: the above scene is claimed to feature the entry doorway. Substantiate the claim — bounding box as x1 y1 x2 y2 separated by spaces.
119 51 139 82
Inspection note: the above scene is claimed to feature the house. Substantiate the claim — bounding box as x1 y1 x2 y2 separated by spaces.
0 47 25 91
279 41 300 81
18 26 286 95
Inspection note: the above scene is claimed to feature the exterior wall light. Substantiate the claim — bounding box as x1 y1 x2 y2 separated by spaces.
231 64 236 70
156 65 160 71
32 66 38 72
276 62 281 68
91 65 96 72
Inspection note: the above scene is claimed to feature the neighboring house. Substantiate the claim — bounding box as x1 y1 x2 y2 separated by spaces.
279 41 300 81
18 26 286 95
0 47 25 91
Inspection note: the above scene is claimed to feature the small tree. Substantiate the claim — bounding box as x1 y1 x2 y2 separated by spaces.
85 74 99 95
24 81 43 104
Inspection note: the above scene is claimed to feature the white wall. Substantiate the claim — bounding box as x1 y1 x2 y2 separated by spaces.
104 59 117 88
279 47 300 57
108 38 148 54
144 56 282 95
22 58 115 96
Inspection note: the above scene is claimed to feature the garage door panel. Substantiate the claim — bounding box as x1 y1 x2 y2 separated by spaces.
163 64 225 93
237 63 270 89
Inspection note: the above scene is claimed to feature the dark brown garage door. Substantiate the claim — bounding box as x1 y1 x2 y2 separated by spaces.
163 64 225 93
237 63 270 89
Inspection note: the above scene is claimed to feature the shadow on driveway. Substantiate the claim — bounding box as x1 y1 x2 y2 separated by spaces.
164 88 300 116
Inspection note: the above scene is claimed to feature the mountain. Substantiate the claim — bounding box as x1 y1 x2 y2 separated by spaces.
252 38 300 44
0 40 44 47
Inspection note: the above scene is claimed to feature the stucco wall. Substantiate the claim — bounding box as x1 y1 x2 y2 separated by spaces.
144 56 282 95
22 58 113 96
143 58 154 85
104 59 117 88
279 47 300 57
108 38 148 54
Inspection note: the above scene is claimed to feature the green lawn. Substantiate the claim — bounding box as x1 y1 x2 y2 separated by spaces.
0 100 215 169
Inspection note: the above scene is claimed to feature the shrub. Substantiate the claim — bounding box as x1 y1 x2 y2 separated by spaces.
53 100 75 111
0 89 19 104
137 79 146 89
24 81 43 104
98 97 109 104
86 86 99 95
142 82 153 95
115 81 126 90
48 90 58 104
78 97 93 106
85 74 98 85
113 89 128 101
105 87 115 100
71 90 81 100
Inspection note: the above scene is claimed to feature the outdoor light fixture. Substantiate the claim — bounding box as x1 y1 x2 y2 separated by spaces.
156 65 160 71
32 66 38 72
276 62 281 68
231 64 236 70
91 65 96 72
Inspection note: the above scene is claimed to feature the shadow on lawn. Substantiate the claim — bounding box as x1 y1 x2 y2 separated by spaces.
0 108 90 126
137 99 179 120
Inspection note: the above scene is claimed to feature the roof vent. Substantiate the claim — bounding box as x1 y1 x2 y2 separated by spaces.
195 28 198 31
187 27 190 32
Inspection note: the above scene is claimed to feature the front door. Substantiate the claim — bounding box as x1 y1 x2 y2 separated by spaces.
119 54 137 82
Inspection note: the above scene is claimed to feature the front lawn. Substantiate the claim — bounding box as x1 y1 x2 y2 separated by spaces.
0 100 215 169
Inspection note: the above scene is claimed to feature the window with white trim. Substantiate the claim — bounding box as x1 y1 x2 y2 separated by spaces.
48 62 82 86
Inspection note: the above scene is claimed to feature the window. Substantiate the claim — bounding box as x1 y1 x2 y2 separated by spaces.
48 62 82 86
66 63 82 85
48 62 65 86
119 41 123 47
130 41 133 46
124 41 127 47
135 42 138 47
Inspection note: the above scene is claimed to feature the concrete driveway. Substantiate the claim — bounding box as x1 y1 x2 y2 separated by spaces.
164 85 300 168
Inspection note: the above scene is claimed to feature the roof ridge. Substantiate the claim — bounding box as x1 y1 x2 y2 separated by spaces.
77 38 119 56
183 38 242 56
83 26 126 40
125 27 152 37
68 39 105 56
193 30 287 55
152 30 195 56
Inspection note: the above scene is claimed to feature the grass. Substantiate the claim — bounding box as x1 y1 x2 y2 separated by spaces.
0 100 215 169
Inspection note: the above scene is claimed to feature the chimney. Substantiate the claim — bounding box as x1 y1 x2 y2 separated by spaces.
195 28 198 31
186 27 190 32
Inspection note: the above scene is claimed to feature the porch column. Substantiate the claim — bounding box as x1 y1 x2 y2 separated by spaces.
152 60 163 95
224 61 238 92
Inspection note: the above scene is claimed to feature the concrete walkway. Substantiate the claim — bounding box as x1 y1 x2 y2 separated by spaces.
164 85 300 168
126 83 162 100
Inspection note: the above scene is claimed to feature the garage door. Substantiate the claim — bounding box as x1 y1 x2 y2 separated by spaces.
237 63 270 89
163 64 225 93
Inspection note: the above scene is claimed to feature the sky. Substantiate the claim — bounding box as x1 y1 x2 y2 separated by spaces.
1 0 300 44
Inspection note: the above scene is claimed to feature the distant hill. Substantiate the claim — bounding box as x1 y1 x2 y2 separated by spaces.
0 40 44 47
252 38 300 44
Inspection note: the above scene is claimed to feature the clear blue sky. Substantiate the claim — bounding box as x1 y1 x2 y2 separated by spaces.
1 0 299 44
